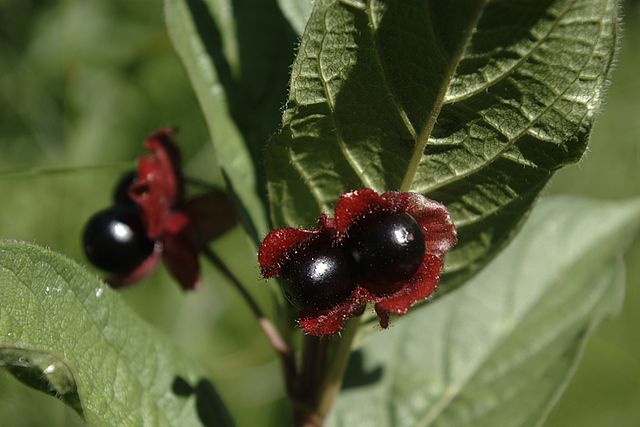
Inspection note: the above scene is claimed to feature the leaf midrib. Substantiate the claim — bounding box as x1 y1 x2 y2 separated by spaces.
398 0 488 192
288 0 488 197
413 0 605 196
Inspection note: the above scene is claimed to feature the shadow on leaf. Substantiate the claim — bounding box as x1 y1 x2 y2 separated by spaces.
342 350 384 390
172 376 235 427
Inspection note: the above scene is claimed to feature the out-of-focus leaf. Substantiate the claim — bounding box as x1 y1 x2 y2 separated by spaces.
164 0 297 243
0 241 233 427
329 196 640 427
278 0 313 34
268 0 619 293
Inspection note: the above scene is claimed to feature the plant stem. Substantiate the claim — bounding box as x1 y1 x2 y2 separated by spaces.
293 335 326 427
316 318 360 418
200 246 298 395
293 317 361 426
202 247 363 425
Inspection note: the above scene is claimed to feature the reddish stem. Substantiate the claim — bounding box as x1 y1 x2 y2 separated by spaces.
200 246 298 395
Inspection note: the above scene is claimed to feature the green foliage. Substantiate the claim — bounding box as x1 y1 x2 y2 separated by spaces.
0 241 232 427
329 196 640 427
0 2 285 425
544 5 640 423
0 0 638 426
267 0 619 293
164 0 298 243
278 0 313 34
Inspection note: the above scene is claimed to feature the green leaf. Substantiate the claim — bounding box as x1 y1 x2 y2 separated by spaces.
0 241 233 427
267 0 619 291
278 0 313 34
328 196 640 427
165 0 298 243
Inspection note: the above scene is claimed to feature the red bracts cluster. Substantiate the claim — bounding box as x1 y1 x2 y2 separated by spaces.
258 189 457 336
83 128 235 290
124 128 202 289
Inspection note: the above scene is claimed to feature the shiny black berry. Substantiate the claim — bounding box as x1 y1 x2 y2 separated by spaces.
281 240 354 310
113 170 138 205
83 205 155 274
345 212 425 286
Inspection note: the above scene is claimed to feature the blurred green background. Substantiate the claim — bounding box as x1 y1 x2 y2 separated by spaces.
0 1 638 426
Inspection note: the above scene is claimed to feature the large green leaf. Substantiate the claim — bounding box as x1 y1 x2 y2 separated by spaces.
328 196 640 427
164 0 298 243
267 0 619 291
0 242 233 427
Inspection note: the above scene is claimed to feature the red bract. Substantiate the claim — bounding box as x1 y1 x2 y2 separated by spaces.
108 129 236 290
130 128 184 239
102 129 199 290
258 189 457 336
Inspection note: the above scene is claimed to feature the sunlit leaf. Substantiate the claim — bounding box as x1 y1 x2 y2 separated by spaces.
329 196 640 427
0 241 233 427
165 0 297 243
268 0 619 291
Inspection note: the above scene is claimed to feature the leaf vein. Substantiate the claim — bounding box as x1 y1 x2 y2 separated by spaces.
416 23 604 196
399 0 489 192
444 0 578 104
317 5 378 190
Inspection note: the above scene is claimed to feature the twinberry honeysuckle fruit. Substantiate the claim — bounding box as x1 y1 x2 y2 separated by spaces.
259 189 457 336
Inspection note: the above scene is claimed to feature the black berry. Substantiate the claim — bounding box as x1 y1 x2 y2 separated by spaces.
83 205 155 274
113 170 138 206
281 239 354 310
345 212 425 286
